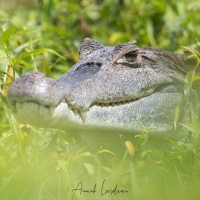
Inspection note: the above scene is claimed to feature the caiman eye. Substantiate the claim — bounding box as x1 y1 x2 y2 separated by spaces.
116 50 139 68
124 51 138 62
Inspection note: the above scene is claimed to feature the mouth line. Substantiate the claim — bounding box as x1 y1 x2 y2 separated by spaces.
10 95 143 125
10 83 181 124
92 98 139 107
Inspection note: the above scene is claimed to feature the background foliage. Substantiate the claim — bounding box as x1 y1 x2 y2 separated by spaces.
0 0 200 200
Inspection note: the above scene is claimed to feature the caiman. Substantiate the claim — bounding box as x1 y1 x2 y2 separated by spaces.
7 38 198 152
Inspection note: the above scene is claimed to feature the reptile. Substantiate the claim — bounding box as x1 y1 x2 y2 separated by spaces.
7 38 198 152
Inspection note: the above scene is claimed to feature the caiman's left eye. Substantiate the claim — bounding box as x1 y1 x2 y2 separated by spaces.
124 50 138 62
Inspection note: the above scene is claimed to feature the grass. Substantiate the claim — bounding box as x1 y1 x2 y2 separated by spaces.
1 0 200 200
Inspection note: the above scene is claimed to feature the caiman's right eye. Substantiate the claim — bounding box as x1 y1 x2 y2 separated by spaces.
124 51 138 62
116 50 140 68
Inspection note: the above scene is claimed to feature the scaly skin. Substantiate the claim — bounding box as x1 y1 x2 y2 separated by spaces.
8 38 192 151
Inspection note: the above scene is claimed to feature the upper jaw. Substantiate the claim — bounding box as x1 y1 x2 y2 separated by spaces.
8 69 183 110
8 71 64 109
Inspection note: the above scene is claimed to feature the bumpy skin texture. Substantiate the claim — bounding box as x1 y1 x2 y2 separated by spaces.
8 38 191 148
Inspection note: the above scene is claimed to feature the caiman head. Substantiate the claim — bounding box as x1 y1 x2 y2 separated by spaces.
8 38 192 142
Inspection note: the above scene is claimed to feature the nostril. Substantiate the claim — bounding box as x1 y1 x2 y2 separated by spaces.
97 63 102 68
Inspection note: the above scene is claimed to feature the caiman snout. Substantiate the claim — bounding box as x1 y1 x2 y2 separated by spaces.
8 71 91 126
8 72 63 109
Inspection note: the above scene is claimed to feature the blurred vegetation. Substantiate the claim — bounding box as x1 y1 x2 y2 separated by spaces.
0 0 200 200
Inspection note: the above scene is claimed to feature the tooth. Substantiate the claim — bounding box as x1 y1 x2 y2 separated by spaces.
16 102 21 108
16 102 22 109
68 105 72 110
60 98 65 103
73 109 78 115
11 102 17 113
79 111 87 123
38 105 43 115
49 106 55 116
